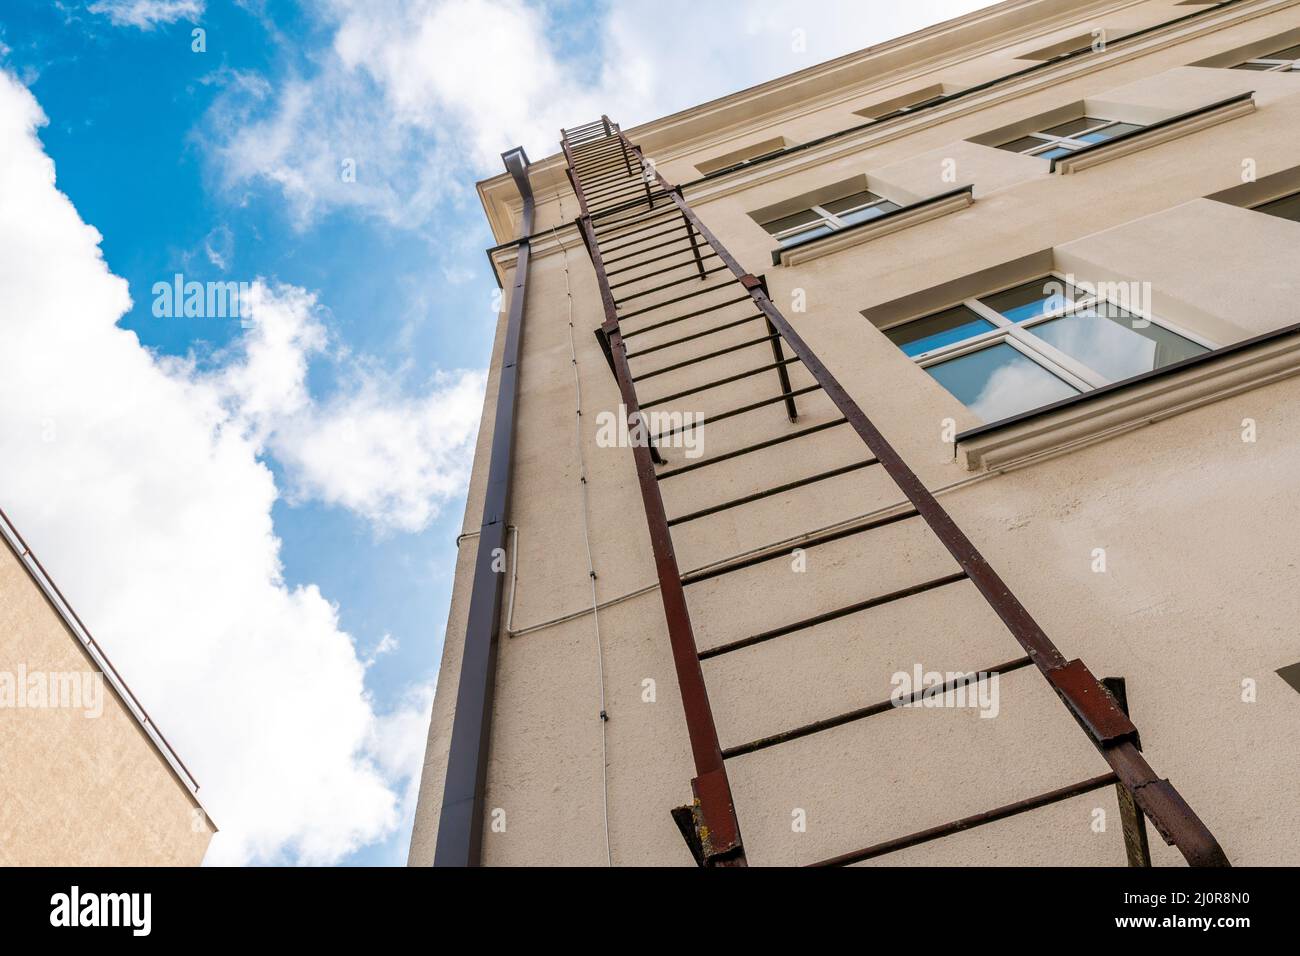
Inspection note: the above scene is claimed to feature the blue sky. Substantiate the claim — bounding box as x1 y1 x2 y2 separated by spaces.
0 0 994 865
2 0 498 866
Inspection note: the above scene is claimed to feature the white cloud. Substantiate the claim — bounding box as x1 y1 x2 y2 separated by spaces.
203 223 233 270
368 682 434 813
270 366 486 534
0 69 471 864
364 632 400 667
205 280 486 533
87 0 205 30
206 0 1000 228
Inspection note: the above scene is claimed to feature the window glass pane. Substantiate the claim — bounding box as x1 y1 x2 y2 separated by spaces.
1038 145 1074 159
1078 121 1142 144
823 191 880 215
1232 61 1275 70
979 278 1077 322
1029 307 1208 382
926 343 1079 422
1255 191 1300 223
778 224 834 247
1041 116 1108 137
998 135 1047 153
763 207 823 235
838 200 900 226
885 305 996 357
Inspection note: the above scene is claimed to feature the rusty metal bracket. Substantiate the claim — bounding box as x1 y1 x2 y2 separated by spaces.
1102 676 1151 867
1048 660 1139 747
670 804 706 865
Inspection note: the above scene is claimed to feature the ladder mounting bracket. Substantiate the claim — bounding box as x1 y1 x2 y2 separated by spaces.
1049 659 1139 747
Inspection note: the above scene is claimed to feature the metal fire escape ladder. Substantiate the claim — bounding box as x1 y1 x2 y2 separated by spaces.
560 117 1228 868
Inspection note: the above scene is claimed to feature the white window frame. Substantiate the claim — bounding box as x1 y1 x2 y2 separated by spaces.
1233 51 1300 72
1001 117 1140 158
896 273 1217 397
766 192 899 244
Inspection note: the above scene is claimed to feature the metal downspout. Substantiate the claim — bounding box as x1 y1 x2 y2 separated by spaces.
433 146 533 866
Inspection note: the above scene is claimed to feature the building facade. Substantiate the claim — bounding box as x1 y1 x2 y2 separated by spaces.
0 507 213 865
411 0 1300 866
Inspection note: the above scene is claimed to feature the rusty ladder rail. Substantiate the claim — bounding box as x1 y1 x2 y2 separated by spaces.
559 116 1228 868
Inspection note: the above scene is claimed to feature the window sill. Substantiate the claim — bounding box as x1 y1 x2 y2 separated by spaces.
1050 91 1256 174
771 185 974 267
956 322 1300 471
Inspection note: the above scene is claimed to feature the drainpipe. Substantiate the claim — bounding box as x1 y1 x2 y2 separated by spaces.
433 146 533 866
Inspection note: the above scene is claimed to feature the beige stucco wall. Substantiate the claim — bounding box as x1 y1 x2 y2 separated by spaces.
0 535 213 866
413 0 1300 866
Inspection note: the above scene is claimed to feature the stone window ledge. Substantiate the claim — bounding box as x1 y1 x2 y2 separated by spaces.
1051 91 1256 175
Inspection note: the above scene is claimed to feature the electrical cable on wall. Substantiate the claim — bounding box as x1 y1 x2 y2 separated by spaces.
548 197 614 867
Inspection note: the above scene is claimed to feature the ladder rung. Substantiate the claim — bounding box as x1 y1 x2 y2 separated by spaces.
617 279 743 321
611 253 721 289
721 655 1030 757
570 133 620 149
599 221 694 258
591 191 674 225
583 178 646 203
653 384 821 440
575 165 638 189
603 231 699 269
635 333 780 382
594 208 682 245
571 141 622 157
641 356 801 408
570 141 623 158
587 185 650 209
622 294 755 339
574 160 630 180
579 164 639 187
614 264 730 304
593 203 677 236
626 313 764 358
589 196 668 224
666 457 876 527
578 158 634 177
656 418 847 478
809 772 1119 868
701 570 969 660
607 245 715 280
680 507 919 585
579 164 637 186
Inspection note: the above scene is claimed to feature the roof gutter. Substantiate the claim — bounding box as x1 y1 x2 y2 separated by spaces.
433 146 533 867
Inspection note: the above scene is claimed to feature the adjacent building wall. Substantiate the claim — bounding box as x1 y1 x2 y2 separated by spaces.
0 530 213 865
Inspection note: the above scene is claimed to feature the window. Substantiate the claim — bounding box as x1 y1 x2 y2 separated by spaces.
1254 191 1300 222
761 191 901 247
1232 44 1300 71
696 136 793 176
855 83 960 120
1015 32 1101 61
996 117 1145 159
884 276 1212 423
